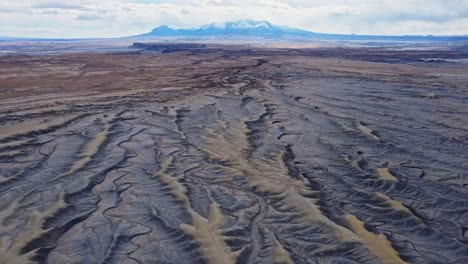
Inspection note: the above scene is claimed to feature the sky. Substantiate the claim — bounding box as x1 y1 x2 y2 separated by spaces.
0 0 467 38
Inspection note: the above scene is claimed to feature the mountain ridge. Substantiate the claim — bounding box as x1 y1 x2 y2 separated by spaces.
137 20 468 42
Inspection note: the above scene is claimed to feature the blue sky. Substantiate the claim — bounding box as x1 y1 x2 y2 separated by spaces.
0 0 467 38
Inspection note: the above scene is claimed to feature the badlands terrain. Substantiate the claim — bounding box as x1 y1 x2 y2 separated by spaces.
0 42 468 263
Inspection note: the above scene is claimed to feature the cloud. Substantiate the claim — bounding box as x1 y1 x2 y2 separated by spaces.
0 0 467 38
32 3 88 10
25 27 60 34
76 14 109 20
32 4 86 10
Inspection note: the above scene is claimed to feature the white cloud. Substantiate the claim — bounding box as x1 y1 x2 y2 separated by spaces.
0 0 467 38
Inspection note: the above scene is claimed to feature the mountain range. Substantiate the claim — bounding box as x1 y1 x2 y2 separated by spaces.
139 20 310 37
2 20 467 43
137 20 468 42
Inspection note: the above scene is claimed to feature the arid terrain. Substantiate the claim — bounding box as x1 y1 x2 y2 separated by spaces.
1 43 468 264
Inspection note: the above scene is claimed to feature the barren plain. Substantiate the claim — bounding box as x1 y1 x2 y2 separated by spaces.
0 43 468 264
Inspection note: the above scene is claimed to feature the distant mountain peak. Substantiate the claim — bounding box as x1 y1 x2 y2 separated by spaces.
200 20 273 30
137 20 468 42
142 20 290 38
201 20 276 33
200 22 226 30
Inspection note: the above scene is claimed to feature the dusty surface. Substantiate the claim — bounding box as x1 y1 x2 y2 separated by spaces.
0 43 468 264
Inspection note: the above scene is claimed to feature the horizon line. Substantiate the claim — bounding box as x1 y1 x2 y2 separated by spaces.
2 20 468 40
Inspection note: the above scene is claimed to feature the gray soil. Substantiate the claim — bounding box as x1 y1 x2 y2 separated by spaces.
0 43 468 264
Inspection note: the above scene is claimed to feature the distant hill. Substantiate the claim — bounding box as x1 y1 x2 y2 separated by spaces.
136 20 468 42
138 20 311 38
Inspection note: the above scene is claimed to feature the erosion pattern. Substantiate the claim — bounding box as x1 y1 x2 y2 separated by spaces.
0 46 468 264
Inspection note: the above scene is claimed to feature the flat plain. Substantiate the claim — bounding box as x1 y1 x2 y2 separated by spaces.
0 42 468 264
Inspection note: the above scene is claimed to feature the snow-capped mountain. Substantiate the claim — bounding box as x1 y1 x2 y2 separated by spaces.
140 20 311 38
137 20 468 42
200 20 272 30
